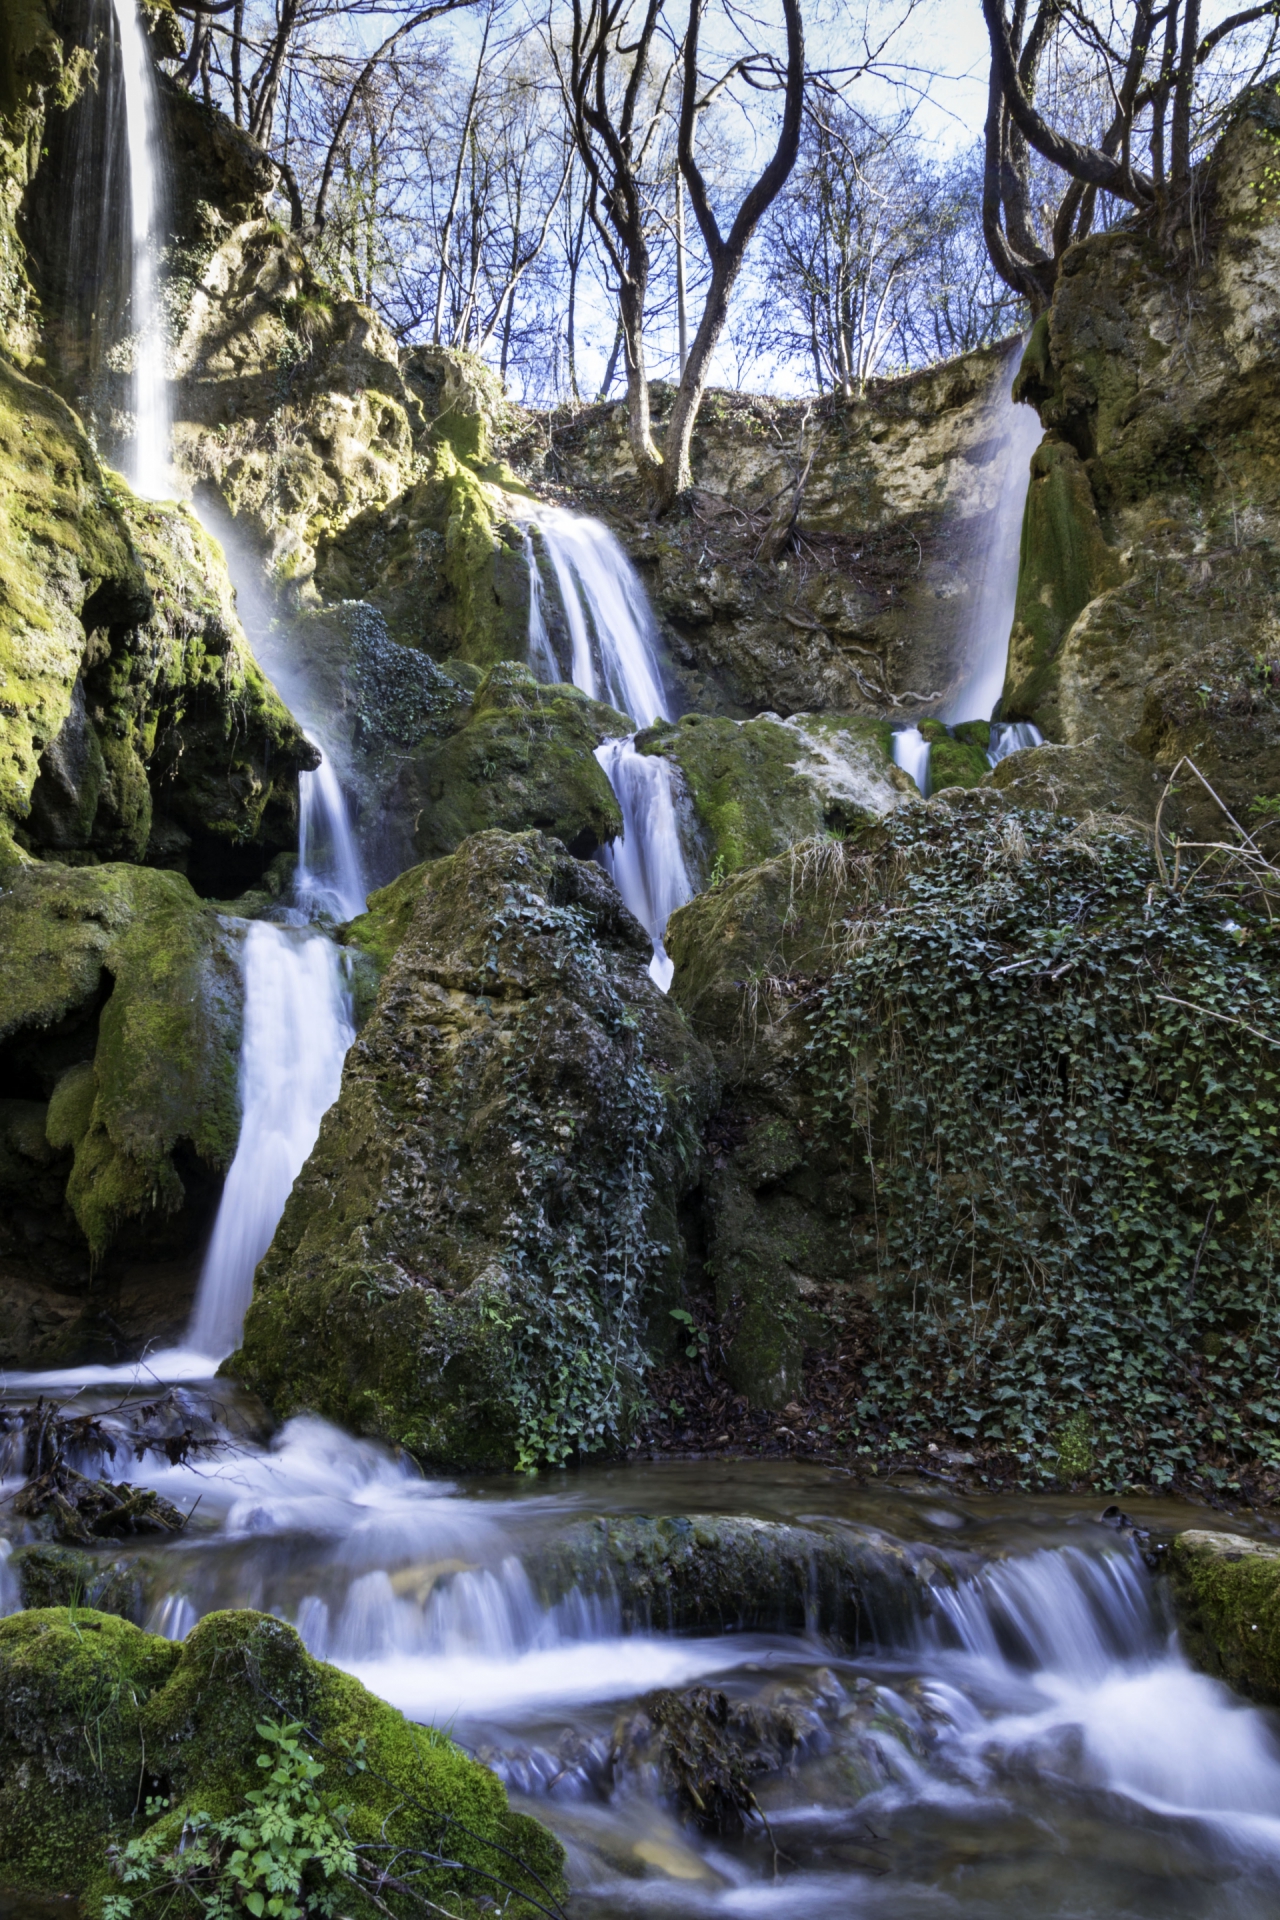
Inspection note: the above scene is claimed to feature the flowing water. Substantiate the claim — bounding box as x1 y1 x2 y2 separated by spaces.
523 507 694 985
0 1406 1276 1918
111 0 170 496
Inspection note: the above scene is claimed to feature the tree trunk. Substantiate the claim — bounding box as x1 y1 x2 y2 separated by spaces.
619 274 662 476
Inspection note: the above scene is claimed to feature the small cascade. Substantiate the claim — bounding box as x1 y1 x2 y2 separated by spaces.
940 338 1043 728
111 0 170 497
523 505 692 988
595 738 695 991
892 725 931 796
297 752 368 923
989 718 1045 766
186 923 355 1359
524 507 667 727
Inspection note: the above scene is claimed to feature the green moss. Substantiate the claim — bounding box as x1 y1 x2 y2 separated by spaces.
9 1544 146 1620
407 662 628 859
1167 1531 1280 1705
0 1608 181 1893
343 862 431 975
0 1607 564 1915
0 862 242 1257
1004 436 1124 731
928 734 990 791
643 710 895 880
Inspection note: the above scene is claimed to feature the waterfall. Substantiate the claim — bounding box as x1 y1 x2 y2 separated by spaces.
595 738 694 991
186 923 355 1358
989 718 1045 765
297 752 368 923
524 530 559 683
111 0 171 497
523 507 693 988
940 338 1043 728
892 725 931 796
524 507 667 727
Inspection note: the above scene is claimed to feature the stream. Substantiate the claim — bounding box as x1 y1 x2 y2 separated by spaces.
3 1382 1280 1917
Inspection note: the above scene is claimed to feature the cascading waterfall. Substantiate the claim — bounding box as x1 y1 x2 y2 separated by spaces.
893 337 1044 793
297 752 368 923
523 507 693 987
186 922 355 1358
594 738 691 991
110 0 171 497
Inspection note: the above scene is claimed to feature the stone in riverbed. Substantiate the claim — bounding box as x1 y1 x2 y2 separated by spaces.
1167 1528 1280 1705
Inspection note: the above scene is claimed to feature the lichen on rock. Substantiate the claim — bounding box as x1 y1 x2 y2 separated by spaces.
1167 1529 1280 1706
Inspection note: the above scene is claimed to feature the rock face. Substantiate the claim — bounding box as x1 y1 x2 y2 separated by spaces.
1007 82 1280 835
503 348 1036 722
1167 1530 1280 1705
0 1605 562 1912
236 830 717 1469
0 353 312 887
639 710 906 879
0 860 244 1362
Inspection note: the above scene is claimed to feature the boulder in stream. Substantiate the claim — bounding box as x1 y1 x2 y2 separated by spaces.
1167 1529 1280 1706
236 829 717 1470
0 1605 563 1913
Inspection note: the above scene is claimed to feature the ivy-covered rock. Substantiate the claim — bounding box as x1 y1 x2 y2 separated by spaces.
0 861 243 1361
1167 1529 1280 1705
0 1606 563 1915
236 830 717 1470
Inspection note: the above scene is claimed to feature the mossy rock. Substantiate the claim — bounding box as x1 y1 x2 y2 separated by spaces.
641 710 900 879
529 1513 963 1638
0 354 311 887
0 1606 563 1913
928 732 990 791
8 1543 147 1620
1167 1530 1280 1705
985 736 1169 823
0 861 242 1260
404 661 629 860
235 830 717 1469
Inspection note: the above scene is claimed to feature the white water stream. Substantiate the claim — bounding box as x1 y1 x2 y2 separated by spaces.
111 0 170 497
893 340 1045 793
524 507 694 987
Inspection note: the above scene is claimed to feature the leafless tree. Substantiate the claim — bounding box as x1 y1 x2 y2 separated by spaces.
981 0 1280 312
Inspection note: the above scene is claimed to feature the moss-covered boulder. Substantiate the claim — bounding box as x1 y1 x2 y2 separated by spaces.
639 709 904 882
985 735 1171 822
0 1606 563 1914
0 861 243 1359
236 830 717 1469
404 661 628 860
1167 1530 1280 1705
919 719 990 792
529 1512 964 1638
0 354 312 887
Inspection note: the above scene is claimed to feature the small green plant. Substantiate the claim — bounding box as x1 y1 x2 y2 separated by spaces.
1055 1410 1094 1482
104 1720 355 1920
670 1306 710 1361
707 853 728 890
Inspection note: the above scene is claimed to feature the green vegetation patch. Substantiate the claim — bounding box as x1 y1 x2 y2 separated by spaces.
0 1606 563 1916
807 800 1280 1490
1167 1530 1280 1704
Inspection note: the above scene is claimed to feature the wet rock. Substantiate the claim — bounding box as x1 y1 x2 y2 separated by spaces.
0 354 312 885
9 1542 147 1621
235 830 718 1470
529 1513 958 1638
1167 1528 1280 1705
0 861 242 1308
